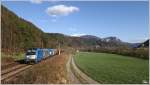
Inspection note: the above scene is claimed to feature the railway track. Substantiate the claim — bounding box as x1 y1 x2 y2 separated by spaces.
1 54 59 84
1 64 32 83
1 62 18 70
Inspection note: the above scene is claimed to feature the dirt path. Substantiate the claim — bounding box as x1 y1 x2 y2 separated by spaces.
66 55 99 84
66 55 81 84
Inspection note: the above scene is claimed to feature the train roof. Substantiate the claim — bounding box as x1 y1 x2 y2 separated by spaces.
27 48 55 51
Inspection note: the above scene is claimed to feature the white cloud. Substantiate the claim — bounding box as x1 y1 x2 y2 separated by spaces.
46 5 79 17
71 33 86 37
30 0 42 4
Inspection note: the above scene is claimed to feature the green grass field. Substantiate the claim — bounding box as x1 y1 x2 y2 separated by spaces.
74 52 149 84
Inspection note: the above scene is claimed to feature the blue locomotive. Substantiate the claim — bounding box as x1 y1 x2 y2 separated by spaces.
24 48 57 63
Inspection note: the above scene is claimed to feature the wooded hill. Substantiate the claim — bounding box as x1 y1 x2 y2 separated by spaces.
2 5 44 52
1 5 147 53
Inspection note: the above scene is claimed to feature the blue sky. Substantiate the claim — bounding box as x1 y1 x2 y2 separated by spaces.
2 1 149 43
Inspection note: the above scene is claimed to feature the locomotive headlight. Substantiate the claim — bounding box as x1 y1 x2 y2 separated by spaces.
25 55 29 58
49 52 52 55
25 55 36 59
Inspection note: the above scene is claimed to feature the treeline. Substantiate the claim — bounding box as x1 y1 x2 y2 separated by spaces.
2 5 43 52
82 47 149 59
1 5 67 53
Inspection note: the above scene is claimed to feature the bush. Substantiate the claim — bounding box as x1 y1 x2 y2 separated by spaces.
82 47 149 59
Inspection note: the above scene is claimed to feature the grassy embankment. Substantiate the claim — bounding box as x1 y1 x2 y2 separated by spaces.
6 53 69 84
1 52 24 65
74 52 149 84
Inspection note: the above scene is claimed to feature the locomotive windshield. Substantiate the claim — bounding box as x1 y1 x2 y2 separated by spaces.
26 50 36 55
26 52 36 55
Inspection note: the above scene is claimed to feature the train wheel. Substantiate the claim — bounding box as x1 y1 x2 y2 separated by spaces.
24 60 28 64
34 60 38 64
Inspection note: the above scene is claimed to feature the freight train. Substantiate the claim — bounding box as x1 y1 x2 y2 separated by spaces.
24 48 58 64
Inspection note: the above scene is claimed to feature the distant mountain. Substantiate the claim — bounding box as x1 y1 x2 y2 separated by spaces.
102 37 121 42
80 36 129 48
137 40 149 48
126 43 141 48
80 35 100 40
101 37 123 47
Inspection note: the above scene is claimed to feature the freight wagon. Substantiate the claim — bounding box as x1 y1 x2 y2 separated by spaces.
24 48 57 64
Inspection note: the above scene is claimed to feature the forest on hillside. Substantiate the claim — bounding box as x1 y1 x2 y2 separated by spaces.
1 5 68 53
